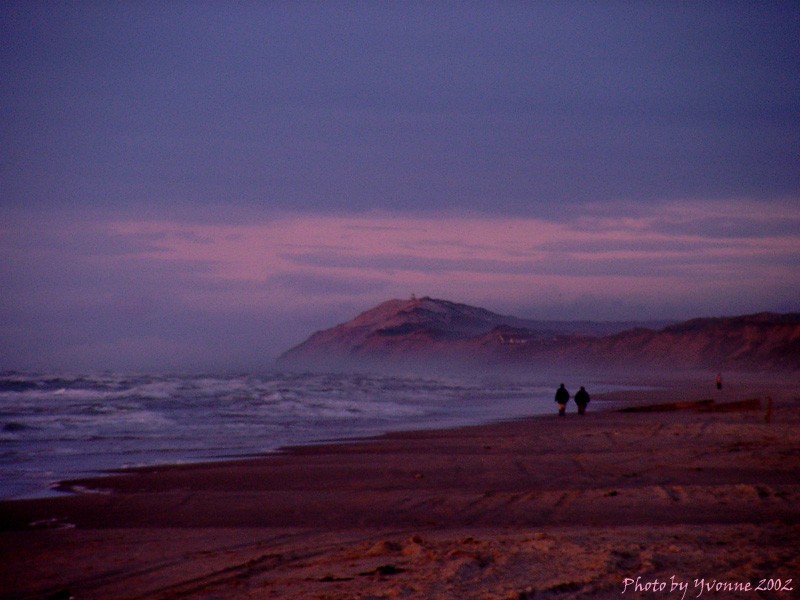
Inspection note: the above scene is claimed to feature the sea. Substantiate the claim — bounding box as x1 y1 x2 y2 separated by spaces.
0 371 633 500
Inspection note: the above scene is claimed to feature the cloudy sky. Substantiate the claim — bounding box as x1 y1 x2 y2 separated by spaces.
2 1 799 372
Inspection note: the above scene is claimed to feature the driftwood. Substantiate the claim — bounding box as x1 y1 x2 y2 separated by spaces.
620 399 714 413
697 398 761 412
620 398 761 413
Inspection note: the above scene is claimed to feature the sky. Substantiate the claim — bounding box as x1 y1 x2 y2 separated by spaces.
2 1 799 372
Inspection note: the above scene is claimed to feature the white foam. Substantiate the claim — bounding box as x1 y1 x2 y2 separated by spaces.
0 371 631 500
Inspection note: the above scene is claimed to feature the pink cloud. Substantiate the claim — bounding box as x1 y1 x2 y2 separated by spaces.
1 199 798 369
100 199 799 319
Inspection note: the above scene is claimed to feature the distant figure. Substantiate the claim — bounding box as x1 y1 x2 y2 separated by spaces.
555 383 570 416
575 386 590 415
715 373 722 391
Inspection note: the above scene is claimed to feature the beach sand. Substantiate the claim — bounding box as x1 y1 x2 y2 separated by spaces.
1 381 798 599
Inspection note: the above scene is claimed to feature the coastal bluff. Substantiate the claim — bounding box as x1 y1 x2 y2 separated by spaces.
277 297 800 373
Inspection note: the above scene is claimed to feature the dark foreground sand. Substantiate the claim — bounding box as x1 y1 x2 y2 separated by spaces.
1 381 798 599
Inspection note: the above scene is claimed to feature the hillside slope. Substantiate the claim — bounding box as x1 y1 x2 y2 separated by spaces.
277 297 800 373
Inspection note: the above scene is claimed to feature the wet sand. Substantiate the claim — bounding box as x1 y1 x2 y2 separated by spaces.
1 382 798 599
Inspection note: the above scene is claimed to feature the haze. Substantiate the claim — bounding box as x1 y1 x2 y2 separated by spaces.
2 2 798 372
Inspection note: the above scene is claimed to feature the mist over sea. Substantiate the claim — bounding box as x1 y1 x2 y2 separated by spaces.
0 371 637 500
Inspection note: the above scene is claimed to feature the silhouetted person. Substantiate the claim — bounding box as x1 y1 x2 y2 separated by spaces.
575 386 590 415
715 373 722 390
555 383 570 416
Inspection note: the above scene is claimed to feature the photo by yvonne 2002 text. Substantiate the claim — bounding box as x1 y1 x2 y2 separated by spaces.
622 576 795 599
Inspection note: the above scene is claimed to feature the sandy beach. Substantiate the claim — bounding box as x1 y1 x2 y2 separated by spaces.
1 381 798 599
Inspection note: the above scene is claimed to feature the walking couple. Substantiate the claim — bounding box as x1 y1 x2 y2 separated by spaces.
555 383 590 416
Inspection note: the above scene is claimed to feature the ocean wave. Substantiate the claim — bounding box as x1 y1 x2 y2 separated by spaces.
0 371 566 500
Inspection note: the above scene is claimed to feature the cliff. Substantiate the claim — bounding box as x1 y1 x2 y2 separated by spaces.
277 297 800 373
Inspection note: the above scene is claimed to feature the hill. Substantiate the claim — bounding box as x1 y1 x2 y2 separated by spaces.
277 297 800 374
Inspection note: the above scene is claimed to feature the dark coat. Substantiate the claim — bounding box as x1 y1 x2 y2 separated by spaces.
575 388 590 406
555 385 570 404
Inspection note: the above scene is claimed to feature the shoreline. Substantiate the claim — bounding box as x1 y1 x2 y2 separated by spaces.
0 376 650 503
1 382 798 598
0 384 721 502
3 371 641 503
